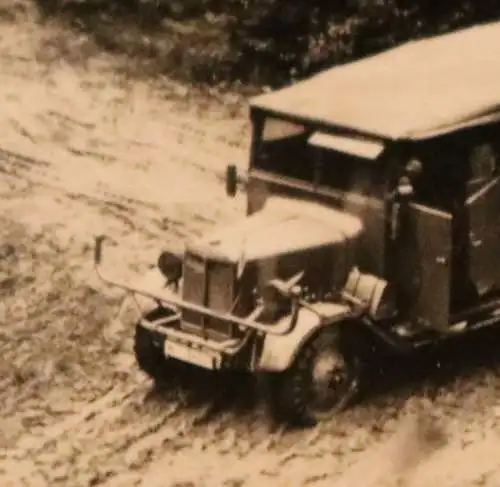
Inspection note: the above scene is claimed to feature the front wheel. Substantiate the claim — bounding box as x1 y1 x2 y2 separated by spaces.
264 328 362 426
134 323 169 382
134 317 197 389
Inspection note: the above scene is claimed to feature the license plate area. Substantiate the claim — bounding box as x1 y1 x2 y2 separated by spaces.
164 340 221 370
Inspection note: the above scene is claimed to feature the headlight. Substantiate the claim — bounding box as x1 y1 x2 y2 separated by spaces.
157 251 183 283
260 278 299 322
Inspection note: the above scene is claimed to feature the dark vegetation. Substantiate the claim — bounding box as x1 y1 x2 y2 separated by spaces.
30 1 500 89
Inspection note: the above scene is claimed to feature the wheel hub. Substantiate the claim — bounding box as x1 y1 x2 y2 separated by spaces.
311 350 348 411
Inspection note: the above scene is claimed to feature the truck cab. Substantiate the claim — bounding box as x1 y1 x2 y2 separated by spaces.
94 20 500 425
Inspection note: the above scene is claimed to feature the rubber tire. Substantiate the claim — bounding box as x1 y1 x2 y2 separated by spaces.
264 328 361 427
134 323 169 382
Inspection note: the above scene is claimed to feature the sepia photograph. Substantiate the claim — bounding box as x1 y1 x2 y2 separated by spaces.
1 1 500 486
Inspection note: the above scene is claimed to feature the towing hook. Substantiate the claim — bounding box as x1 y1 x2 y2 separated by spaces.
94 235 106 267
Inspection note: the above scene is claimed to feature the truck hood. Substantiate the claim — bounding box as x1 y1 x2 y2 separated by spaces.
186 196 363 263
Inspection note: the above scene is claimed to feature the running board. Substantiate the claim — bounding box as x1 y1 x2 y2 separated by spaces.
395 310 500 348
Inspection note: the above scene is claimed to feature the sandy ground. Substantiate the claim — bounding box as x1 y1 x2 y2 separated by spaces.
2 10 500 487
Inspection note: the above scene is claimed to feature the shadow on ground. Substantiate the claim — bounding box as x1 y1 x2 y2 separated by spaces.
134 324 500 433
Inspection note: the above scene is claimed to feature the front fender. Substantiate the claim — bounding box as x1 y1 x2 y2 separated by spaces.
257 302 352 372
118 268 168 327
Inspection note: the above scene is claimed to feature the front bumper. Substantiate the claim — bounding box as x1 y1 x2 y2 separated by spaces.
140 314 252 370
92 251 319 370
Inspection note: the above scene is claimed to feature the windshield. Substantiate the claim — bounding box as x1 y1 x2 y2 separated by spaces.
253 117 386 197
317 147 385 196
253 117 314 182
261 118 307 142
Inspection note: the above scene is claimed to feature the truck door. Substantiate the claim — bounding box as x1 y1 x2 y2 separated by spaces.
401 203 452 331
466 177 500 296
465 142 500 296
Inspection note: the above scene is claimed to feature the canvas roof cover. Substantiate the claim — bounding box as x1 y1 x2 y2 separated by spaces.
250 21 500 141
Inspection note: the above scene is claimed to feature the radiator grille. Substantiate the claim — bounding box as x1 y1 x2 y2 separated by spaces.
182 253 205 326
181 254 235 337
205 261 235 336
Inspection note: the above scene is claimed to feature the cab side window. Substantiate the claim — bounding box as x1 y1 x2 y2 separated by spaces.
407 142 459 212
254 118 315 184
467 142 498 195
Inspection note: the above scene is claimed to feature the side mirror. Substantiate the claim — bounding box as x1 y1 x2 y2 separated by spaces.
226 164 237 197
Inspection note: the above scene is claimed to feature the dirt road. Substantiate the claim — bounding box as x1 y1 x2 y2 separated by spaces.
2 12 500 487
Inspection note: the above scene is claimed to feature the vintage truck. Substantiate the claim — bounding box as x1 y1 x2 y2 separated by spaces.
94 21 500 424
